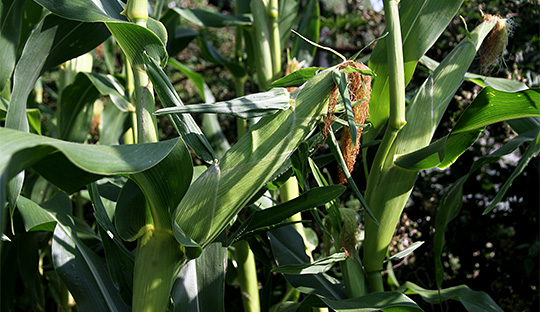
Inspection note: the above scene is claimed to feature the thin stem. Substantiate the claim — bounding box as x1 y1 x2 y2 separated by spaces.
268 0 281 80
251 0 274 89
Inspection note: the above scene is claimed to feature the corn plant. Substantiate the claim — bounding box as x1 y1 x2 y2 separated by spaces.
1 0 539 311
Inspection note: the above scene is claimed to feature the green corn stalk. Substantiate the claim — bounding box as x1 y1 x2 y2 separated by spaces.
362 10 498 292
121 1 177 311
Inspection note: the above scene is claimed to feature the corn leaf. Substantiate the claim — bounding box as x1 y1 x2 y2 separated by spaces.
272 252 347 275
363 19 497 274
0 0 26 89
319 292 422 312
155 88 291 119
433 131 538 289
172 242 227 312
230 185 346 243
399 282 503 312
269 67 321 89
34 0 168 66
130 138 193 227
17 196 56 232
326 130 378 225
22 192 131 311
385 241 424 263
115 179 148 241
291 0 320 65
365 0 464 143
268 226 346 299
87 184 134 305
58 74 100 143
332 70 357 145
395 87 540 170
278 0 299 52
279 292 421 312
172 7 251 27
420 55 529 92
167 58 231 157
145 54 218 163
0 126 178 199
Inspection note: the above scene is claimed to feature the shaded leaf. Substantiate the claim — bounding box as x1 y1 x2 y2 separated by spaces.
231 185 346 243
272 252 347 275
172 242 227 312
0 0 26 89
268 226 345 299
400 282 503 312
172 7 251 27
144 54 218 163
58 73 100 142
269 67 320 89
291 0 319 65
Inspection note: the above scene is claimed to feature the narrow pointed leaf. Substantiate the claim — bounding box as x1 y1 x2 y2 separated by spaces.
268 226 346 299
433 132 538 289
395 87 540 170
269 67 321 89
0 0 26 89
332 70 357 145
155 88 291 119
172 242 227 312
26 192 131 311
400 282 503 312
172 7 251 27
173 64 342 246
231 185 346 243
144 54 218 163
272 252 347 275
385 241 424 263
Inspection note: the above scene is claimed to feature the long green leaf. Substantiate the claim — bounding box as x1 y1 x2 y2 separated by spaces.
155 88 291 119
420 55 529 92
363 18 497 275
268 226 345 299
230 185 346 243
172 7 251 27
87 183 134 305
268 67 321 89
172 242 227 312
272 252 347 275
58 73 100 142
399 282 503 312
34 0 168 66
28 192 131 311
433 131 538 289
395 87 540 170
291 0 320 65
0 0 26 89
144 54 218 163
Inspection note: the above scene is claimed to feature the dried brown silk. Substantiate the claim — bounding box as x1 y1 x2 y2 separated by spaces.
330 62 372 184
